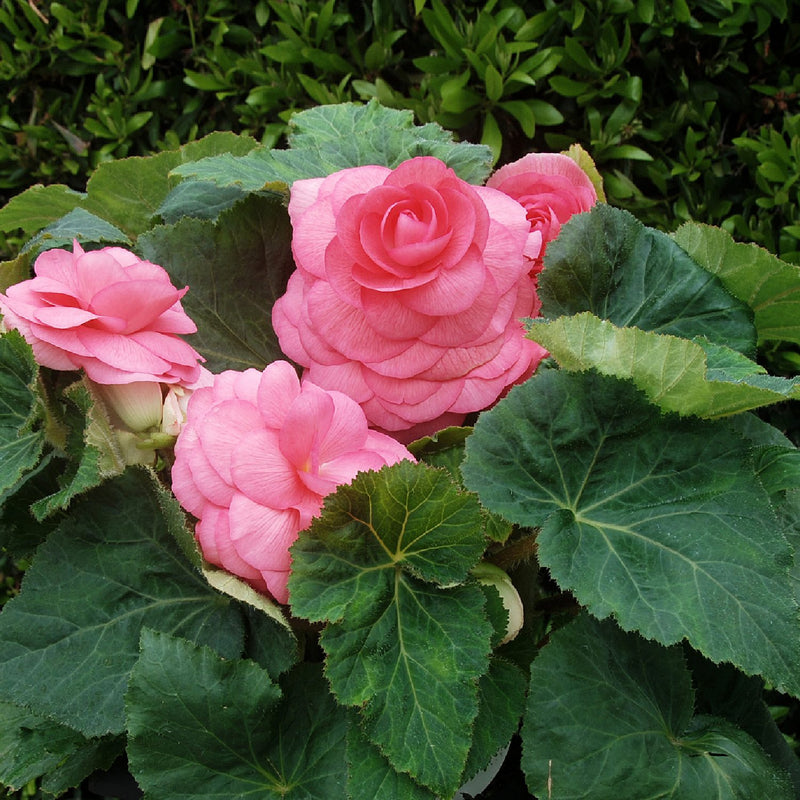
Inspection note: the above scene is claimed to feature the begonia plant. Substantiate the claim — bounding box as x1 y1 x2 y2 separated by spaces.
0 101 799 800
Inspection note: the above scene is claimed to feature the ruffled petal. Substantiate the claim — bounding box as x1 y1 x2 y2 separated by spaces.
228 493 302 573
230 428 309 509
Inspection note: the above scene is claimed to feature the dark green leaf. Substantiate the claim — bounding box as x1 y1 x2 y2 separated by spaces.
346 721 437 800
0 468 246 737
688 652 800 794
462 370 800 696
126 631 348 800
521 614 793 799
0 701 120 794
30 379 126 521
408 427 513 544
289 461 493 797
462 657 527 785
539 205 756 356
0 331 44 498
138 193 295 372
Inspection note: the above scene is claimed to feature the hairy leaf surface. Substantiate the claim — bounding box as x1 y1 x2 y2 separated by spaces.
528 313 800 418
127 632 347 800
289 461 493 797
0 331 44 497
138 193 295 372
522 614 794 799
539 205 756 355
673 222 800 345
173 100 494 189
462 370 800 696
0 469 246 737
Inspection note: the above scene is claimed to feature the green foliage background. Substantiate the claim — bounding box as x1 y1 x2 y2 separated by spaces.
0 0 798 258
1 2 800 799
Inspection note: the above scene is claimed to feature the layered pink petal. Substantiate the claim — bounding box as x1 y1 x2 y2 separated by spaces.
273 156 542 435
170 361 414 603
256 360 302 427
0 243 203 386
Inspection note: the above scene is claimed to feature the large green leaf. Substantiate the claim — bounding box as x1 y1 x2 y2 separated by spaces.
346 721 437 800
80 131 259 238
289 461 493 797
527 313 800 418
461 370 800 697
538 204 756 356
688 652 800 794
0 330 44 497
21 207 130 254
0 133 259 245
0 468 247 737
672 222 800 345
521 614 794 800
0 702 121 795
172 100 494 189
138 193 295 372
0 184 86 238
462 657 528 785
126 631 348 800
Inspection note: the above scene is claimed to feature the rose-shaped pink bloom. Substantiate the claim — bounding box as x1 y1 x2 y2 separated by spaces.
171 360 414 603
0 241 203 385
486 152 598 270
272 156 547 437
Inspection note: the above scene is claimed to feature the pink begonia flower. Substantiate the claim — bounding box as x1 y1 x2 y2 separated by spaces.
272 156 547 438
486 152 598 272
171 360 414 604
0 241 203 385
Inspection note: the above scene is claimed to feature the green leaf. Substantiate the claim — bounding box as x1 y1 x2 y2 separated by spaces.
408 427 513 544
484 64 504 102
0 331 44 498
498 99 537 138
539 205 756 356
521 614 794 799
481 111 503 164
688 653 800 794
0 184 86 238
672 222 800 346
462 657 527 784
346 721 437 800
138 193 295 372
562 142 606 202
127 631 348 799
173 100 494 189
201 566 298 681
156 180 250 223
462 370 800 697
21 207 130 254
0 468 247 737
527 313 800 418
530 99 564 126
80 131 259 238
289 461 493 797
0 250 31 293
0 701 121 794
30 379 127 520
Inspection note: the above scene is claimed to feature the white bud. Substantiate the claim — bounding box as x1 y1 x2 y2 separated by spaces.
472 562 524 645
98 381 163 432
